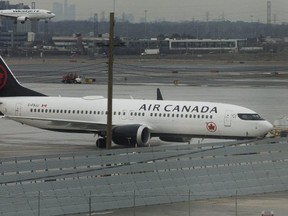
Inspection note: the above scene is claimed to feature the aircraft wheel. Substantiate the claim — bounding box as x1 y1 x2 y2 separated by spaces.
96 138 106 148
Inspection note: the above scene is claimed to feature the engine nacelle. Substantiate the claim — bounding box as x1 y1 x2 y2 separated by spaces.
112 124 150 147
17 16 28 23
160 136 191 143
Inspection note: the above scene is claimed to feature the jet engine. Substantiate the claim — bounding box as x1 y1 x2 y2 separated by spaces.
17 16 28 24
112 124 150 147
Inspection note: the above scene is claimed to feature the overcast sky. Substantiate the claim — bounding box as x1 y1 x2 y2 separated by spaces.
9 0 288 23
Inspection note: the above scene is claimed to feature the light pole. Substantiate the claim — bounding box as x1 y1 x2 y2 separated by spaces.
106 12 114 149
113 0 116 13
144 10 148 39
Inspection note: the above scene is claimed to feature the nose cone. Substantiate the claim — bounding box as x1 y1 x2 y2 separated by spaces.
262 120 274 135
51 13 56 18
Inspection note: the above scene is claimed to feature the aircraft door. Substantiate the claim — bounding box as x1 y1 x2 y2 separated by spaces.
15 103 22 116
224 110 232 127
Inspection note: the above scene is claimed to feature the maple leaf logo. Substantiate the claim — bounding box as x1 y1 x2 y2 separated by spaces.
0 65 8 90
206 122 217 132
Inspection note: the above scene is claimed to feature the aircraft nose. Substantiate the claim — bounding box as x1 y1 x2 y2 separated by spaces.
263 121 273 133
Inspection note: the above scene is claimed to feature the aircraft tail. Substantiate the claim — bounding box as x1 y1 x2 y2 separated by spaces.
0 56 46 97
157 88 163 100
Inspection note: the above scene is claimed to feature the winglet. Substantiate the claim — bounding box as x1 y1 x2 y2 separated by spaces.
157 88 163 100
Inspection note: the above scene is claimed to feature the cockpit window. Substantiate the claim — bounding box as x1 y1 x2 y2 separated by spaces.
238 113 264 121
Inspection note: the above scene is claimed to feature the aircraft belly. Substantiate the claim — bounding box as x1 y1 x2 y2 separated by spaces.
12 118 99 133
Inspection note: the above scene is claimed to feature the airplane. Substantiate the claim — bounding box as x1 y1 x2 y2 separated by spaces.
0 9 55 24
0 56 273 148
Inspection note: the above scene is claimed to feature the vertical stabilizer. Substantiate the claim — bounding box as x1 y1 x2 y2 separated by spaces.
0 56 46 97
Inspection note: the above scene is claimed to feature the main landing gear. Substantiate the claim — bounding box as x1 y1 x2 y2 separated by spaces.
96 137 107 148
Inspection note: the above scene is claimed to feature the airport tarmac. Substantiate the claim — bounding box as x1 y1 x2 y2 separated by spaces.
1 57 288 215
5 57 288 87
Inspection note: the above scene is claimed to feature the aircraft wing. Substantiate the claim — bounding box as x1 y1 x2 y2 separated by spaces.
0 14 17 19
5 115 108 133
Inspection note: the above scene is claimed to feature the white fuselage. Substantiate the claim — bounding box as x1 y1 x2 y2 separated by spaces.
0 96 273 140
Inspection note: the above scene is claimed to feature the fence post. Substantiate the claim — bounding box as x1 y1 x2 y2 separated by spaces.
89 191 92 216
38 191 40 216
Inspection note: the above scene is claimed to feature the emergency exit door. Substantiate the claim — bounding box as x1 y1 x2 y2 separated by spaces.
15 103 22 116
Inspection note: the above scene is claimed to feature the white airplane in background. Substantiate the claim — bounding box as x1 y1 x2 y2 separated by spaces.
0 56 273 148
0 9 55 24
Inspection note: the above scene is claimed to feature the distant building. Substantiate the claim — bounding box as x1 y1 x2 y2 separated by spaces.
167 39 240 53
0 31 33 47
0 2 29 10
0 1 10 9
53 2 63 21
159 38 262 54
66 4 75 21
53 0 75 21
52 35 108 54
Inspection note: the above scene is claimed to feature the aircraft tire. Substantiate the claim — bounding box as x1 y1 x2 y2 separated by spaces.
96 138 106 148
